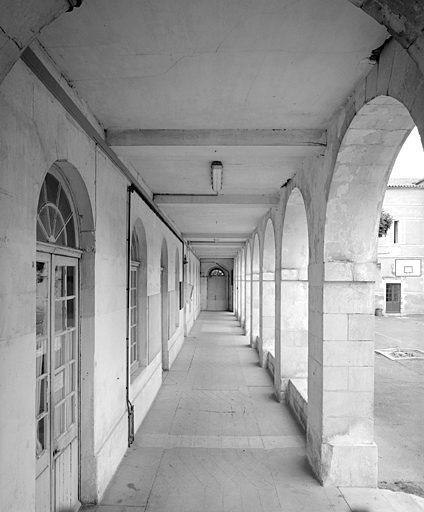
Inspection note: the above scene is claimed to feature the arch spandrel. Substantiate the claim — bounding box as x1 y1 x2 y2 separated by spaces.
262 219 276 276
252 234 260 277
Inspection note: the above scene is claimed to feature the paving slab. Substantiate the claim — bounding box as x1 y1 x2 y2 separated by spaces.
87 311 424 512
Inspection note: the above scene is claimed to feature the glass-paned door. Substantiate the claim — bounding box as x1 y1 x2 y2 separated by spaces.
36 252 80 512
386 283 401 313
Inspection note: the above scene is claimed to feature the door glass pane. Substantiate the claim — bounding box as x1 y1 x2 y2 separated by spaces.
67 363 76 393
36 300 48 337
67 395 75 429
36 338 47 377
55 300 66 333
67 298 75 328
54 402 66 440
54 370 65 403
55 266 65 298
36 417 47 457
36 378 47 416
55 335 66 369
68 330 76 360
67 266 75 296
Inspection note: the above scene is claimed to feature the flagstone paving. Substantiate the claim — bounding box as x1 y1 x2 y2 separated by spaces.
83 311 424 512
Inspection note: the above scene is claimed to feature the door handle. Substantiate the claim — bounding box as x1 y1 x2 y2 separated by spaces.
53 447 61 458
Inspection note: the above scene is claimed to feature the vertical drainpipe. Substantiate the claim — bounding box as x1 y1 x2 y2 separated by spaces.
126 185 135 446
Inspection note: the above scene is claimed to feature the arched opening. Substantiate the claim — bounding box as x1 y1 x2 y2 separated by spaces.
175 248 180 330
36 161 95 510
207 267 228 311
160 239 169 370
260 219 276 367
240 251 246 327
374 127 424 494
308 96 415 487
251 235 260 347
279 189 309 402
130 219 148 369
245 243 252 338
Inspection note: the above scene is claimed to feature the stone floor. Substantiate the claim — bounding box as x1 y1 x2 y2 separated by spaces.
83 311 424 512
374 315 424 497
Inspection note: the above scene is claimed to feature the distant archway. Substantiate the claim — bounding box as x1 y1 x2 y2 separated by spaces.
206 267 229 311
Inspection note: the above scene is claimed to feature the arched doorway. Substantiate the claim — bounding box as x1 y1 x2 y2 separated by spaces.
206 267 228 310
35 164 85 512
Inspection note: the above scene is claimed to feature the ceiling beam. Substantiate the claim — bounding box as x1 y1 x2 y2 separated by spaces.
107 129 326 147
190 243 243 248
154 194 279 205
183 232 251 239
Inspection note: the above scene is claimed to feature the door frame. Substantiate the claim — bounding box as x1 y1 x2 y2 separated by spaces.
206 267 229 311
36 243 82 512
384 280 403 314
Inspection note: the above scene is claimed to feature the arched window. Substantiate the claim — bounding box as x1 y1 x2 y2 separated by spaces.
37 170 77 247
209 268 225 277
129 231 140 370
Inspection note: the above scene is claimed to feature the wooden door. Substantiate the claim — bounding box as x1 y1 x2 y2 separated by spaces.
386 283 401 313
207 274 228 311
36 253 80 512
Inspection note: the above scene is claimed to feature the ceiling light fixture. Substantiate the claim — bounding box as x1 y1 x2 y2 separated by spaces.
211 161 223 194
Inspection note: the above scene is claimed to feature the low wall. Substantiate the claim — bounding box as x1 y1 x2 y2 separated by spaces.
287 378 308 432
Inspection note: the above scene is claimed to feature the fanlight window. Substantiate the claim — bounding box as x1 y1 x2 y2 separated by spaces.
37 172 76 248
210 269 225 277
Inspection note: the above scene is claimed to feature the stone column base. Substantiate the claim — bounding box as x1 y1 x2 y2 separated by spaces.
313 438 378 487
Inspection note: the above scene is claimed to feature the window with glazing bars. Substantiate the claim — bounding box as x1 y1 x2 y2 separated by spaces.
130 262 139 370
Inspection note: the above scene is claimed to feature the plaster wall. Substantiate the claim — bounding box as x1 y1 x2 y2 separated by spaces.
0 58 198 509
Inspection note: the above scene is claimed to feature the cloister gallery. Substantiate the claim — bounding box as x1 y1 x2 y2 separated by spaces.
1 1 424 510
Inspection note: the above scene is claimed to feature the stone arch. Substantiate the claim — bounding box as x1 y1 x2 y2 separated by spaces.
245 243 252 337
251 234 261 347
160 239 169 370
131 218 148 368
326 98 413 264
345 0 424 77
259 218 276 367
307 96 414 488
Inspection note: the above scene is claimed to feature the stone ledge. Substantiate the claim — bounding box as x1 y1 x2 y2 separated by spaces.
287 378 308 432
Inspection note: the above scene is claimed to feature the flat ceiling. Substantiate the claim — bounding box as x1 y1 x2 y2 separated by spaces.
38 0 387 258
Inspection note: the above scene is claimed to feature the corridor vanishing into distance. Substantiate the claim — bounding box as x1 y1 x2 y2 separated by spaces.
86 312 422 512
